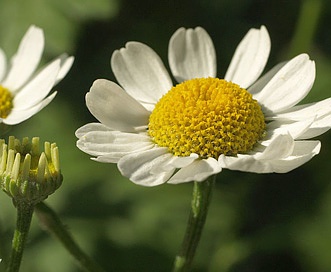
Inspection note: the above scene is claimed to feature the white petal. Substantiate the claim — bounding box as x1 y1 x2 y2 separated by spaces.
254 54 315 113
111 42 172 108
265 141 321 172
2 25 44 91
55 54 74 84
297 114 331 139
92 146 154 164
219 140 320 173
151 153 199 173
92 155 120 163
77 130 151 151
219 153 269 173
4 92 56 125
118 147 174 186
256 133 294 160
168 153 199 168
248 61 286 95
0 48 7 82
13 59 60 110
86 79 150 132
77 130 153 162
75 123 111 138
266 117 315 140
168 157 222 184
266 99 331 139
224 26 270 88
267 98 331 121
168 27 216 82
148 153 178 174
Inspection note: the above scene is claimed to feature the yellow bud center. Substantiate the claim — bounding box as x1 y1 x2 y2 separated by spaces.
0 85 13 118
148 78 266 159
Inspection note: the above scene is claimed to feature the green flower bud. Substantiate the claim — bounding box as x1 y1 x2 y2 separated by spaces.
0 136 63 205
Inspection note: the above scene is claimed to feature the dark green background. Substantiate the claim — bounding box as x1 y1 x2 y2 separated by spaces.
1 0 331 271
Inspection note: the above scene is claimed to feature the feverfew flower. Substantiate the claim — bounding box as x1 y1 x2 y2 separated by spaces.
0 25 74 125
76 26 331 186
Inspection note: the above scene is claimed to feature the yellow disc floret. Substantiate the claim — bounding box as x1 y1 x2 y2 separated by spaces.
0 85 13 118
148 78 265 159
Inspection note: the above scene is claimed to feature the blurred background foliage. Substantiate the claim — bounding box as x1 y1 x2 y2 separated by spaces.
1 0 331 271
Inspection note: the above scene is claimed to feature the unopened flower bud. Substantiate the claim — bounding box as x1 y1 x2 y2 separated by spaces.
0 136 63 205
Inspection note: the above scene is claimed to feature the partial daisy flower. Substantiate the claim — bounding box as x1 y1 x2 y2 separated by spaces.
0 25 74 125
76 26 331 186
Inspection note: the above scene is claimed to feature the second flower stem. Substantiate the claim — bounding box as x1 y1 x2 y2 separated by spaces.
34 202 105 272
173 175 216 272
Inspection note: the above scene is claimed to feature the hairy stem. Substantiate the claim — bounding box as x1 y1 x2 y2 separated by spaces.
7 202 34 272
173 175 216 272
35 202 105 272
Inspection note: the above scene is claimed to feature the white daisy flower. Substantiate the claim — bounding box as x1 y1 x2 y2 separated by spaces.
76 26 331 186
0 25 74 125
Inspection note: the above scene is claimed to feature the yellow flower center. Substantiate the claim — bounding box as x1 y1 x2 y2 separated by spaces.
148 78 266 159
0 85 13 118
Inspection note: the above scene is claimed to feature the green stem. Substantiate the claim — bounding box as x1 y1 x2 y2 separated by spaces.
34 202 105 272
173 175 216 272
7 202 34 272
288 0 323 57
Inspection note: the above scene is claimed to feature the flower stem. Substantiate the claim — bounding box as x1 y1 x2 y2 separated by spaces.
34 202 105 272
7 202 34 272
173 175 216 272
